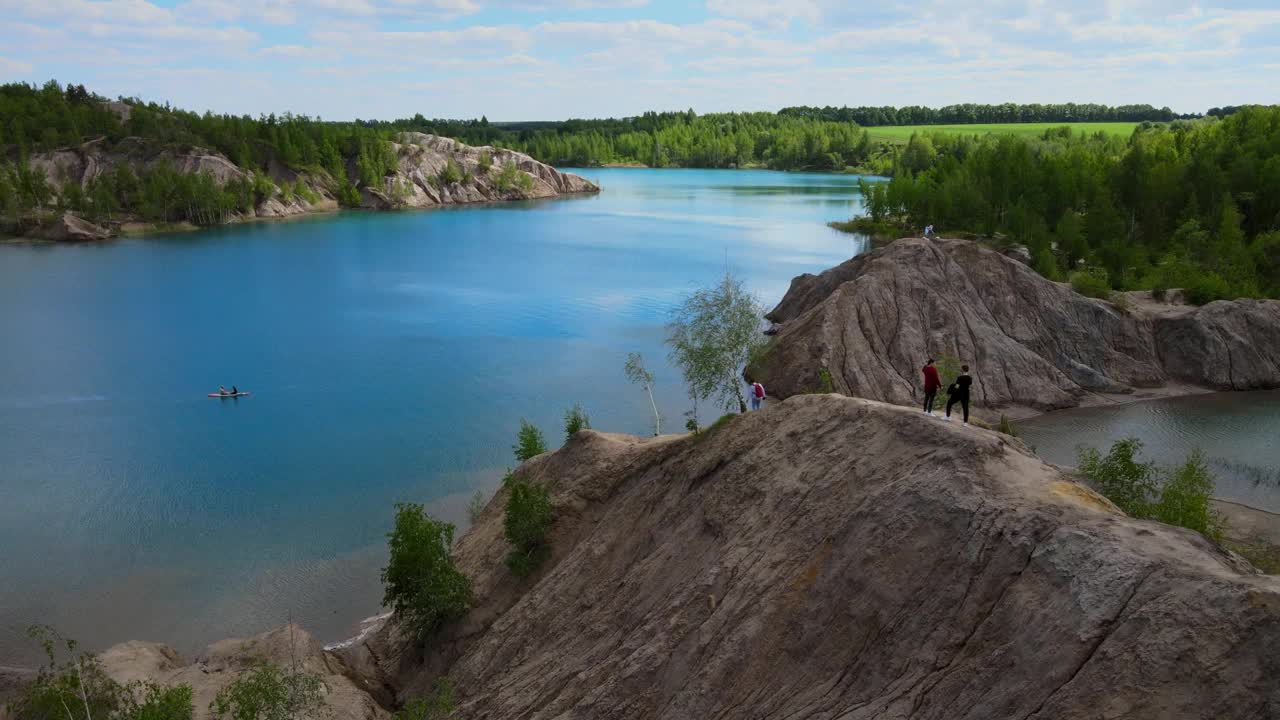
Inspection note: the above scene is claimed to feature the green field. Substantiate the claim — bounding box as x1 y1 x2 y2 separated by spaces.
865 122 1139 143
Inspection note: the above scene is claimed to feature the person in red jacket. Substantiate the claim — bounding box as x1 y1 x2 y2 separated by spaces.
921 358 941 416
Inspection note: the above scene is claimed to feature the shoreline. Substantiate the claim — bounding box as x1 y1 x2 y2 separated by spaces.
0 188 600 245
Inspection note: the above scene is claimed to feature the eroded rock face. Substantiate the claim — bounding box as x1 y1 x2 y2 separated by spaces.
97 625 388 720
759 237 1280 414
33 212 111 241
345 396 1278 719
359 133 597 210
20 134 596 240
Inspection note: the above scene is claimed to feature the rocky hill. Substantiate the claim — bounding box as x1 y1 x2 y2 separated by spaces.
16 396 1277 719
334 396 1275 719
757 237 1280 417
14 133 597 241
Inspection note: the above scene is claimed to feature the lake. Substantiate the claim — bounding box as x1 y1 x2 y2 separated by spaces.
0 168 872 663
1016 391 1280 514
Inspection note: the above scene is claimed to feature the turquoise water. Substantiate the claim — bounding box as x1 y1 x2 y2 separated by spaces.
1016 391 1280 514
0 169 871 662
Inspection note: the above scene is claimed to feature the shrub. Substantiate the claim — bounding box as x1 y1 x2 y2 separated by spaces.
477 151 492 174
337 183 361 207
1070 271 1112 300
395 677 455 720
209 663 323 720
997 414 1017 437
438 159 462 185
381 503 473 639
1077 438 1157 518
1152 450 1225 541
1077 439 1228 541
493 162 531 193
466 490 486 525
250 172 276 204
563 404 591 441
504 480 553 577
814 368 835 394
9 626 194 720
294 179 319 204
513 420 547 463
1151 283 1168 302
1183 273 1231 305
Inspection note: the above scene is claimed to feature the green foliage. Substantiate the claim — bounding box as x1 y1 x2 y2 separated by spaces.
381 503 473 640
492 162 532 193
848 108 1280 301
1227 541 1280 574
1182 273 1232 305
667 269 766 413
513 419 547 462
690 413 737 444
997 414 1017 436
476 151 492 173
293 179 319 204
9 626 194 720
466 490 486 525
563 403 591 442
624 352 661 435
337 183 361 207
1077 439 1227 540
1077 438 1159 518
208 663 323 720
394 677 455 720
813 368 835 394
1151 450 1226 541
504 480 553 577
1070 270 1113 300
935 353 961 392
438 158 462 185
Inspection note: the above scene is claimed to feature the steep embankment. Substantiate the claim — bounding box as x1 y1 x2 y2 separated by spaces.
16 133 597 241
330 395 1277 719
758 237 1280 416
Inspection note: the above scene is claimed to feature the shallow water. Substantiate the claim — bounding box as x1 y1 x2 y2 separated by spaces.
1016 391 1280 513
0 168 871 662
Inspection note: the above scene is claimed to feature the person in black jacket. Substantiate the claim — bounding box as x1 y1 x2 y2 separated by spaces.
945 365 973 425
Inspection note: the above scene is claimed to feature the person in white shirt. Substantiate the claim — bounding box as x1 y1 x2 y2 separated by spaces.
749 380 766 410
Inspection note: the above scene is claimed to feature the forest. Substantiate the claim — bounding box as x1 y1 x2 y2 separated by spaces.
854 107 1280 303
778 102 1185 126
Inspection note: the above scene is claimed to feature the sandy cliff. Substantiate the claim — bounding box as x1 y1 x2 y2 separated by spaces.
339 396 1278 719
757 237 1280 416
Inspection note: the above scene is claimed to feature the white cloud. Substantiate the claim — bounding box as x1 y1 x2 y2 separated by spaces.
705 0 819 29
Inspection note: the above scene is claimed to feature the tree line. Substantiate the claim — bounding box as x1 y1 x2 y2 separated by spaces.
855 107 1280 302
779 102 1189 126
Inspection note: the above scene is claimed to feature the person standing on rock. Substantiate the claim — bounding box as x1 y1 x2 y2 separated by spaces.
945 365 973 425
749 380 766 411
921 359 941 416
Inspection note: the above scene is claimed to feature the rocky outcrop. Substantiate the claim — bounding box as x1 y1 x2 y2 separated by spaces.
17 134 596 241
338 396 1278 719
31 212 111 241
358 133 597 210
759 237 1280 416
96 625 388 720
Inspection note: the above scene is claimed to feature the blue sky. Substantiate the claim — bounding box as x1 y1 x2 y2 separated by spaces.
1 0 1277 120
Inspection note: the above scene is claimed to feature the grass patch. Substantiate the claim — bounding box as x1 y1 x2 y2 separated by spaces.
864 122 1139 143
1227 540 1280 574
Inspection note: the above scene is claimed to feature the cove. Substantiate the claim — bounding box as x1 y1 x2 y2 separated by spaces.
0 168 870 663
1016 391 1280 514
